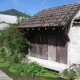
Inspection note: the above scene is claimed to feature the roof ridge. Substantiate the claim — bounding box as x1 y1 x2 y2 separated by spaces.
39 2 80 12
52 2 80 8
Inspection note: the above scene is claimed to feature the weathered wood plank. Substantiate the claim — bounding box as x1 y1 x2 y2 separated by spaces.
41 32 48 60
29 29 67 64
29 32 37 57
48 32 56 61
56 31 67 64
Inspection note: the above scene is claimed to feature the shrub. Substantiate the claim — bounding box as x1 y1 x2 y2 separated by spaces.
0 48 6 56
62 69 77 80
0 15 31 63
24 62 43 77
60 64 79 80
9 62 55 77
0 26 31 63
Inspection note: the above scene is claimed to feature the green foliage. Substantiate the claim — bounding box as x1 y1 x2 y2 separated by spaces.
0 58 5 63
0 48 5 53
13 54 20 63
0 48 7 57
9 62 58 78
9 62 43 77
9 63 24 74
0 48 5 54
61 69 77 80
16 15 25 24
0 60 11 67
0 14 31 63
24 62 43 77
0 25 31 63
16 14 31 25
40 73 58 78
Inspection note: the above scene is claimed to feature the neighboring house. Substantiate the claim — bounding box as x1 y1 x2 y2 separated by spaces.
0 22 9 30
0 9 29 30
18 2 80 71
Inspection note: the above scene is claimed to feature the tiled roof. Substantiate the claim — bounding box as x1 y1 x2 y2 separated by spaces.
0 9 26 16
18 2 80 28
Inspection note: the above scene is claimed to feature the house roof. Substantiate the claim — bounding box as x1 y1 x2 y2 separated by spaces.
18 2 80 28
0 9 26 16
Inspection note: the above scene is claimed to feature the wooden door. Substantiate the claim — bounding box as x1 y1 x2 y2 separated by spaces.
29 29 67 64
29 30 48 60
56 31 67 64
48 32 56 61
29 32 38 57
48 30 67 64
41 32 48 60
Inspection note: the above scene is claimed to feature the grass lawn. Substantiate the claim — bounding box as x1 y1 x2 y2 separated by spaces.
9 63 23 73
9 63 59 78
0 60 11 67
0 58 5 63
40 72 58 78
0 57 11 67
0 56 59 79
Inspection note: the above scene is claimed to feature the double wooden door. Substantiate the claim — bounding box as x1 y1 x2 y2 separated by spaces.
48 31 67 64
29 30 67 64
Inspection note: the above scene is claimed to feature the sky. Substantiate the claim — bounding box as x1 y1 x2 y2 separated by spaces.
0 0 80 16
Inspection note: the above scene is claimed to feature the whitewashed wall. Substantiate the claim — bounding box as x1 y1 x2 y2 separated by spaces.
0 14 17 23
68 10 80 65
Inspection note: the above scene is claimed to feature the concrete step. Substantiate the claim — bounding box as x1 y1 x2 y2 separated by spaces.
0 70 13 80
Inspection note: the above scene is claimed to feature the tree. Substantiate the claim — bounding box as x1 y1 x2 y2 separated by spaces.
0 15 31 63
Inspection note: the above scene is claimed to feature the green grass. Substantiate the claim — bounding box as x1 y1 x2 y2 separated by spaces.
9 63 24 73
40 72 58 78
0 58 5 63
0 60 11 67
0 57 59 79
9 62 59 78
